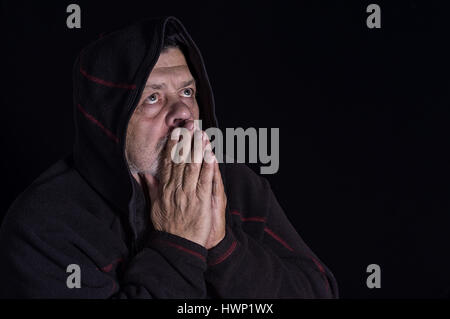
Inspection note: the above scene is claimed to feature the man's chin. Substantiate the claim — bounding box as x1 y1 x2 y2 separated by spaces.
142 158 163 179
128 158 160 180
128 136 168 180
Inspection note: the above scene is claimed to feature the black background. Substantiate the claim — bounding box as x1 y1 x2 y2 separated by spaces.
1 0 450 298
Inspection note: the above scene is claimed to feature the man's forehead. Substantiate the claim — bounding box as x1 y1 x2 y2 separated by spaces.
153 48 188 68
145 65 194 87
144 48 194 87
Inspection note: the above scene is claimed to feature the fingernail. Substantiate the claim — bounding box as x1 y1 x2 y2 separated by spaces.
194 121 200 130
205 150 212 163
205 149 216 163
185 120 194 131
172 129 181 139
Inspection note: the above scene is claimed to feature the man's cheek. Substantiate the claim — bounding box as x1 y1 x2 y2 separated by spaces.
193 102 200 120
140 125 160 147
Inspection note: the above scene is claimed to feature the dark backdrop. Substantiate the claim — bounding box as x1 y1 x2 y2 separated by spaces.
1 0 450 298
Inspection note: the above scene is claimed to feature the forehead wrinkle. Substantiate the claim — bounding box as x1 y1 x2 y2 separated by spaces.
153 64 188 71
150 65 191 80
145 66 195 90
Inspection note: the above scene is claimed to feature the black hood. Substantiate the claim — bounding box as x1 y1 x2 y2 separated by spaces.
72 16 218 216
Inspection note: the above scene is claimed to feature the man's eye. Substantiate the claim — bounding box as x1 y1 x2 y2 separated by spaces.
181 88 194 97
146 93 159 105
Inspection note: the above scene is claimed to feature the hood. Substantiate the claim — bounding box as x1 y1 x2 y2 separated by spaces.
72 16 218 217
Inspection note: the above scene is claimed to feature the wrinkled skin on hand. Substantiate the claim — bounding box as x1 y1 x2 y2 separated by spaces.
142 124 226 249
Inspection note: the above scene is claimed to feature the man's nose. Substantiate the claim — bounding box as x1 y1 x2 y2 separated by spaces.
165 100 193 129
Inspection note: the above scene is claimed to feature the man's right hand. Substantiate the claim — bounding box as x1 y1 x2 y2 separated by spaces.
143 123 216 247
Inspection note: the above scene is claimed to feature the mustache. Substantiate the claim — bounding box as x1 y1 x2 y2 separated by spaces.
157 134 170 152
156 128 182 153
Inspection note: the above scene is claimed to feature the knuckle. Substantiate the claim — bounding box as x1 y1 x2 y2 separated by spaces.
161 182 170 194
185 164 193 174
174 183 185 198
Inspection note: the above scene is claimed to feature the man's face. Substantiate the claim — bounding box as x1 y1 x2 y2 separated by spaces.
125 47 199 177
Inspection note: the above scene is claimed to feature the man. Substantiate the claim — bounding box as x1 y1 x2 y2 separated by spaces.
0 16 338 298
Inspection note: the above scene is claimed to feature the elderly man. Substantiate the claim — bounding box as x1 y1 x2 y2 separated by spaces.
0 16 338 298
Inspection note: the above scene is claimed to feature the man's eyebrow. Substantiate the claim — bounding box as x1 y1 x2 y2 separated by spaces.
181 78 196 88
146 83 166 90
145 78 196 90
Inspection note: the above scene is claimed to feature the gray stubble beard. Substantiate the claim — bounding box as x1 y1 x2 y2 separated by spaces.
127 134 169 180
